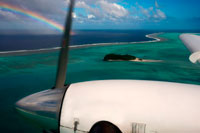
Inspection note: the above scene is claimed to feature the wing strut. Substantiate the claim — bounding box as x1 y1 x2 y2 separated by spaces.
55 0 75 88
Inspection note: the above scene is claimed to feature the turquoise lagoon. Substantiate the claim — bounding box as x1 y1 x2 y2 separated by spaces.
0 33 200 132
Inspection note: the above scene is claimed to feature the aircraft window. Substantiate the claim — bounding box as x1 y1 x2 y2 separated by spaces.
0 0 200 133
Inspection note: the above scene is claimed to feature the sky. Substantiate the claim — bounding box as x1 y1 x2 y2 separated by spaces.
0 0 200 33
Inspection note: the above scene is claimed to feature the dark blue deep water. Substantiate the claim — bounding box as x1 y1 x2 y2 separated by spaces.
0 30 157 51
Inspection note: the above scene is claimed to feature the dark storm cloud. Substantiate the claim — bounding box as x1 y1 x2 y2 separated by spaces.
1 0 67 15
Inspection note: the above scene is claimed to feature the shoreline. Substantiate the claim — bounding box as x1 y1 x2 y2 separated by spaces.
0 32 165 56
107 58 163 63
145 32 167 42
69 32 166 49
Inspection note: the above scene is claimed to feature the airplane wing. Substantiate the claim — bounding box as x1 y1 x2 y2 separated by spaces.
179 34 200 63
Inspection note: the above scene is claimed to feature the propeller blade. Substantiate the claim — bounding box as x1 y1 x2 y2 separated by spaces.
55 0 75 88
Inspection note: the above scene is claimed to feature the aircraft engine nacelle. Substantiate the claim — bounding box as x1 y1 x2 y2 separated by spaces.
16 80 200 133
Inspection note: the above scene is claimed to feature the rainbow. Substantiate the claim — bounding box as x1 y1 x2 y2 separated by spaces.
0 2 64 32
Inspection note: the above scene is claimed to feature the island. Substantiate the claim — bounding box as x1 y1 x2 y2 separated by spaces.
103 54 142 61
103 54 162 62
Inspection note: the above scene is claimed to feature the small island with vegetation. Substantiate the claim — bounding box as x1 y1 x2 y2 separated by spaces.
103 54 142 61
103 53 162 62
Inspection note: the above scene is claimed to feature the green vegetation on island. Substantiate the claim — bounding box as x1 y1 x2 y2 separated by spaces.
103 54 142 61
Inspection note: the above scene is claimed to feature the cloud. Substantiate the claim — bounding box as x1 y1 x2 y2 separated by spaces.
139 6 151 18
75 0 129 23
72 12 77 18
88 14 95 19
0 0 168 31
0 0 68 25
76 1 101 19
76 1 89 9
98 1 128 18
154 9 166 19
136 1 166 21
0 10 19 20
155 0 159 8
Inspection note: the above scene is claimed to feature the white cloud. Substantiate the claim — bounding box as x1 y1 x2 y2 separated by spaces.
74 0 166 24
76 1 101 18
98 1 128 18
137 2 166 21
88 14 95 19
155 9 166 19
75 0 129 23
155 0 159 8
139 6 151 18
76 1 89 8
72 12 77 18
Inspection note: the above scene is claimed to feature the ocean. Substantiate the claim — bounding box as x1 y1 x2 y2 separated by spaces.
0 30 200 132
0 30 156 52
